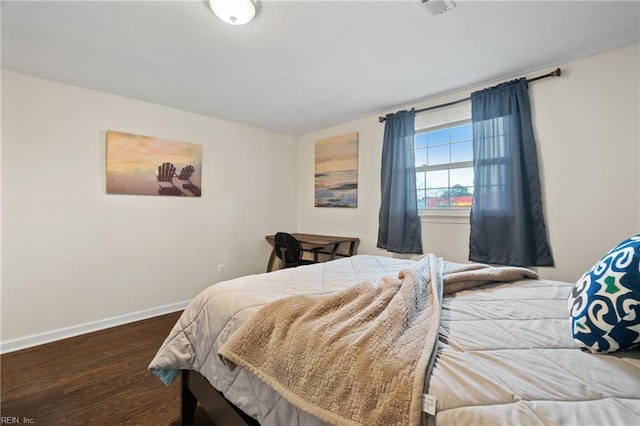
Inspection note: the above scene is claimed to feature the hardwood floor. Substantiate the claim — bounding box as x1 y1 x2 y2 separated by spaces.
1 312 215 425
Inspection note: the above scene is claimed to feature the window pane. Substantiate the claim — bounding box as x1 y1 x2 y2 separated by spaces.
450 195 473 208
426 170 448 189
427 145 450 166
417 189 426 209
425 188 449 208
427 129 449 146
450 167 474 188
451 141 473 163
450 124 472 142
416 171 426 190
475 163 508 186
448 170 474 209
415 148 427 167
415 133 429 148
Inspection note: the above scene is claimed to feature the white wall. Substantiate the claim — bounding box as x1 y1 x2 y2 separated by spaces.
1 71 297 342
530 44 639 280
297 44 640 283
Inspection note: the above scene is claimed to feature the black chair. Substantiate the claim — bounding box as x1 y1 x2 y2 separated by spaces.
274 232 322 269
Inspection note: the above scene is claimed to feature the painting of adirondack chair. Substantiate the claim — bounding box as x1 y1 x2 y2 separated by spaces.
106 131 202 196
156 162 183 196
176 165 202 196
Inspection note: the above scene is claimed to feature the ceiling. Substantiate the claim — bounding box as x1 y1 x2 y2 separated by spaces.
2 0 639 135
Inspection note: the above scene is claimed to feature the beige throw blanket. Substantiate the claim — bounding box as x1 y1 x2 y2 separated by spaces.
218 254 537 426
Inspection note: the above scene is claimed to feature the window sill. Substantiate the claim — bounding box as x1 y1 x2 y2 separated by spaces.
419 210 470 224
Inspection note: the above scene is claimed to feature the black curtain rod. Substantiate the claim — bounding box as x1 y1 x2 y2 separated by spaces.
378 68 562 123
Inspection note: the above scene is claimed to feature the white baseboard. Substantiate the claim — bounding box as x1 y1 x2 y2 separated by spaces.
0 300 191 354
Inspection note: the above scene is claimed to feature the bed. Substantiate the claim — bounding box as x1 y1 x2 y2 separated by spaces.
149 254 640 426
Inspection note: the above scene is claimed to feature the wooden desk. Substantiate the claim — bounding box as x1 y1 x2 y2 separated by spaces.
265 233 360 272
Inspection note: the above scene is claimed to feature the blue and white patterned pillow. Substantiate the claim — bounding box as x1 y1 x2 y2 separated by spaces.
568 234 640 353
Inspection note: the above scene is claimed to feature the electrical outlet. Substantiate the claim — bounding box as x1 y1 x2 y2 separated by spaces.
217 264 225 275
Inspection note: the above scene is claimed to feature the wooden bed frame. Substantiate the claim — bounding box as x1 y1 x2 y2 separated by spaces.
181 369 259 426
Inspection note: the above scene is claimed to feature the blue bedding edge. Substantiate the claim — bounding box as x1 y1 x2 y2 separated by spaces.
152 367 180 385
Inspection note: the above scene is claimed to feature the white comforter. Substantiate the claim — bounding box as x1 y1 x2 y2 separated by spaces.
149 255 640 425
430 278 640 425
150 255 415 425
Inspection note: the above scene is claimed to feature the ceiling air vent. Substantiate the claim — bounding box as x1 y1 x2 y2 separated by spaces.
416 0 456 16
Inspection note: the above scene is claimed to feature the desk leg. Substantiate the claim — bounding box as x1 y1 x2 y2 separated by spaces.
267 248 277 272
348 240 356 256
329 243 340 260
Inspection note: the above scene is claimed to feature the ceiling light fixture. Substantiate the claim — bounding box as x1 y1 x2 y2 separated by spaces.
209 0 256 26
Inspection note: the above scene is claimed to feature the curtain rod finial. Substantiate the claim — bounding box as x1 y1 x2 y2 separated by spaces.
552 68 561 77
379 116 386 123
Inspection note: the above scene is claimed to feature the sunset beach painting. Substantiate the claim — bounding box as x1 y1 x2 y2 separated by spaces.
315 133 358 208
106 131 202 197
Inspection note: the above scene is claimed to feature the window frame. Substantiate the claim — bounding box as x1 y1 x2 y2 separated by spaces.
414 107 473 219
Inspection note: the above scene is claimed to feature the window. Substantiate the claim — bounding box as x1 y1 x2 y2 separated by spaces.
414 102 473 212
